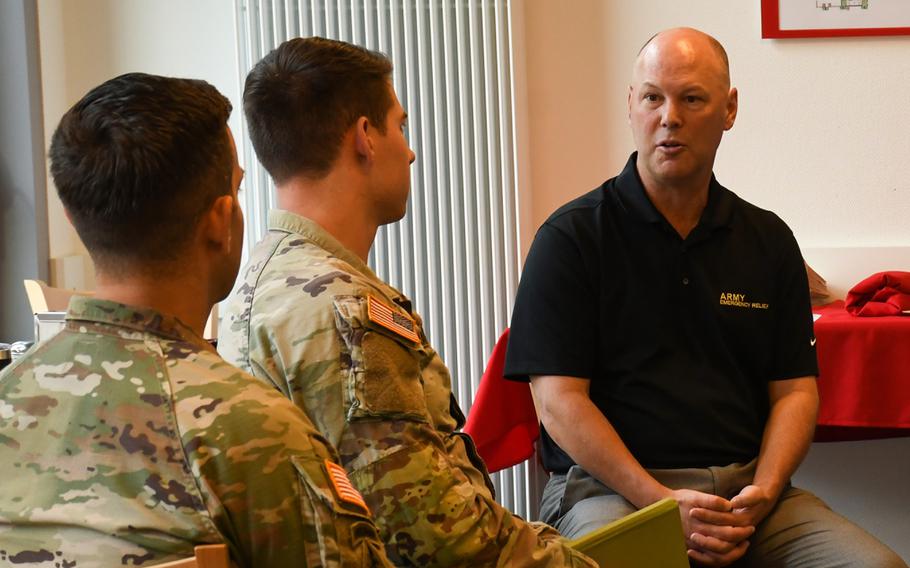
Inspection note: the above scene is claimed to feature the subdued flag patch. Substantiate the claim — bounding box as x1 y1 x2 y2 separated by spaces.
324 459 370 513
367 295 420 343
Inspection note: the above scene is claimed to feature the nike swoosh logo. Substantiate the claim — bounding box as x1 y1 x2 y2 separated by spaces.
810 338 817 346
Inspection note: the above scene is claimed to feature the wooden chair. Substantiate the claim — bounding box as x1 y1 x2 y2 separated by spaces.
154 544 229 568
23 279 219 340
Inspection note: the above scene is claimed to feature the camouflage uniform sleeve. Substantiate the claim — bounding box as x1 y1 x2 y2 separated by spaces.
332 297 596 567
173 355 394 567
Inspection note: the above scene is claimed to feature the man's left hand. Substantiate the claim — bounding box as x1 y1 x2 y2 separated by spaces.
691 484 778 529
730 484 777 526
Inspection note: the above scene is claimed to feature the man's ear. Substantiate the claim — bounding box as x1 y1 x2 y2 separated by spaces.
724 87 739 131
200 194 235 253
353 116 373 162
627 85 634 124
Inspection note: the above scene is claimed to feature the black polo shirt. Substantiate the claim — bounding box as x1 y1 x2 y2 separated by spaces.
504 153 818 473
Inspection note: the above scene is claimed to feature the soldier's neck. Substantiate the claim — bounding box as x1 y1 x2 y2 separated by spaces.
94 271 211 336
278 174 380 262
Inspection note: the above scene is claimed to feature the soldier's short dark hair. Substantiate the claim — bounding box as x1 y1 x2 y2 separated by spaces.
49 72 233 270
243 36 393 184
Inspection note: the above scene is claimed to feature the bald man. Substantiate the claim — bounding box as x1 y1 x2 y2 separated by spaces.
505 28 906 568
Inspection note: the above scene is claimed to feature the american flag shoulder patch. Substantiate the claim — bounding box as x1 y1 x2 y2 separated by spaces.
366 295 420 343
324 459 370 513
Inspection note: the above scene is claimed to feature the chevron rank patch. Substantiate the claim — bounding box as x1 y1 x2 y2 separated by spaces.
367 295 420 343
324 459 370 513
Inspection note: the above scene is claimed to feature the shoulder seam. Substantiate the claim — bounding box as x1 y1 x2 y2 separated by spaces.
544 188 606 227
244 232 295 368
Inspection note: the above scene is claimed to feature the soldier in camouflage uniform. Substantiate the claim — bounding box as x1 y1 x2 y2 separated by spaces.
219 37 595 567
0 73 392 567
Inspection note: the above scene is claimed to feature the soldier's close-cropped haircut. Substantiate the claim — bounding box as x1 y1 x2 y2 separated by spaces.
243 36 394 184
49 72 233 270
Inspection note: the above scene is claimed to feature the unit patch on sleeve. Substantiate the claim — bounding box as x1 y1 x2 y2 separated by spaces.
324 459 370 513
367 295 420 343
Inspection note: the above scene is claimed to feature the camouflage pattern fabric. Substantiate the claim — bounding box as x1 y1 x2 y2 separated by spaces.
219 210 596 567
0 297 392 567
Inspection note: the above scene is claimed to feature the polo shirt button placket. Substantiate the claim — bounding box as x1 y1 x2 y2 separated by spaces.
680 243 689 286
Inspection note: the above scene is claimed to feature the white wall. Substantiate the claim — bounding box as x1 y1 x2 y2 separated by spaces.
794 437 910 563
37 0 240 287
514 1 910 254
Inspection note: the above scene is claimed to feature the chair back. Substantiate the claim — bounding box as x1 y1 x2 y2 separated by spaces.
464 328 540 473
568 498 689 567
154 544 229 568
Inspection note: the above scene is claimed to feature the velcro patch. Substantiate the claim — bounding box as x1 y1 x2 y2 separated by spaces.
367 295 420 343
325 460 370 513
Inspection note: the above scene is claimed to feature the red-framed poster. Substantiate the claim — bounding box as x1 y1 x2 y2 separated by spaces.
761 0 910 38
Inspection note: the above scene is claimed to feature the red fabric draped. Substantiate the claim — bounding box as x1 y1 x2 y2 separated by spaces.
845 271 910 317
464 329 540 473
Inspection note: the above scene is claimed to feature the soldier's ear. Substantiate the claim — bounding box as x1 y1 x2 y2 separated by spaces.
353 116 374 163
201 194 235 253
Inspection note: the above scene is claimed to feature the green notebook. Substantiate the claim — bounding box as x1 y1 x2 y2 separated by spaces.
568 498 689 567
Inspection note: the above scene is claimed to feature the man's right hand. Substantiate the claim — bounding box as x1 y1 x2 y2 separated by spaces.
670 488 755 567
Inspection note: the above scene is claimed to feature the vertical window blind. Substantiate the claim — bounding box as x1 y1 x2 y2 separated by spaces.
234 0 541 519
